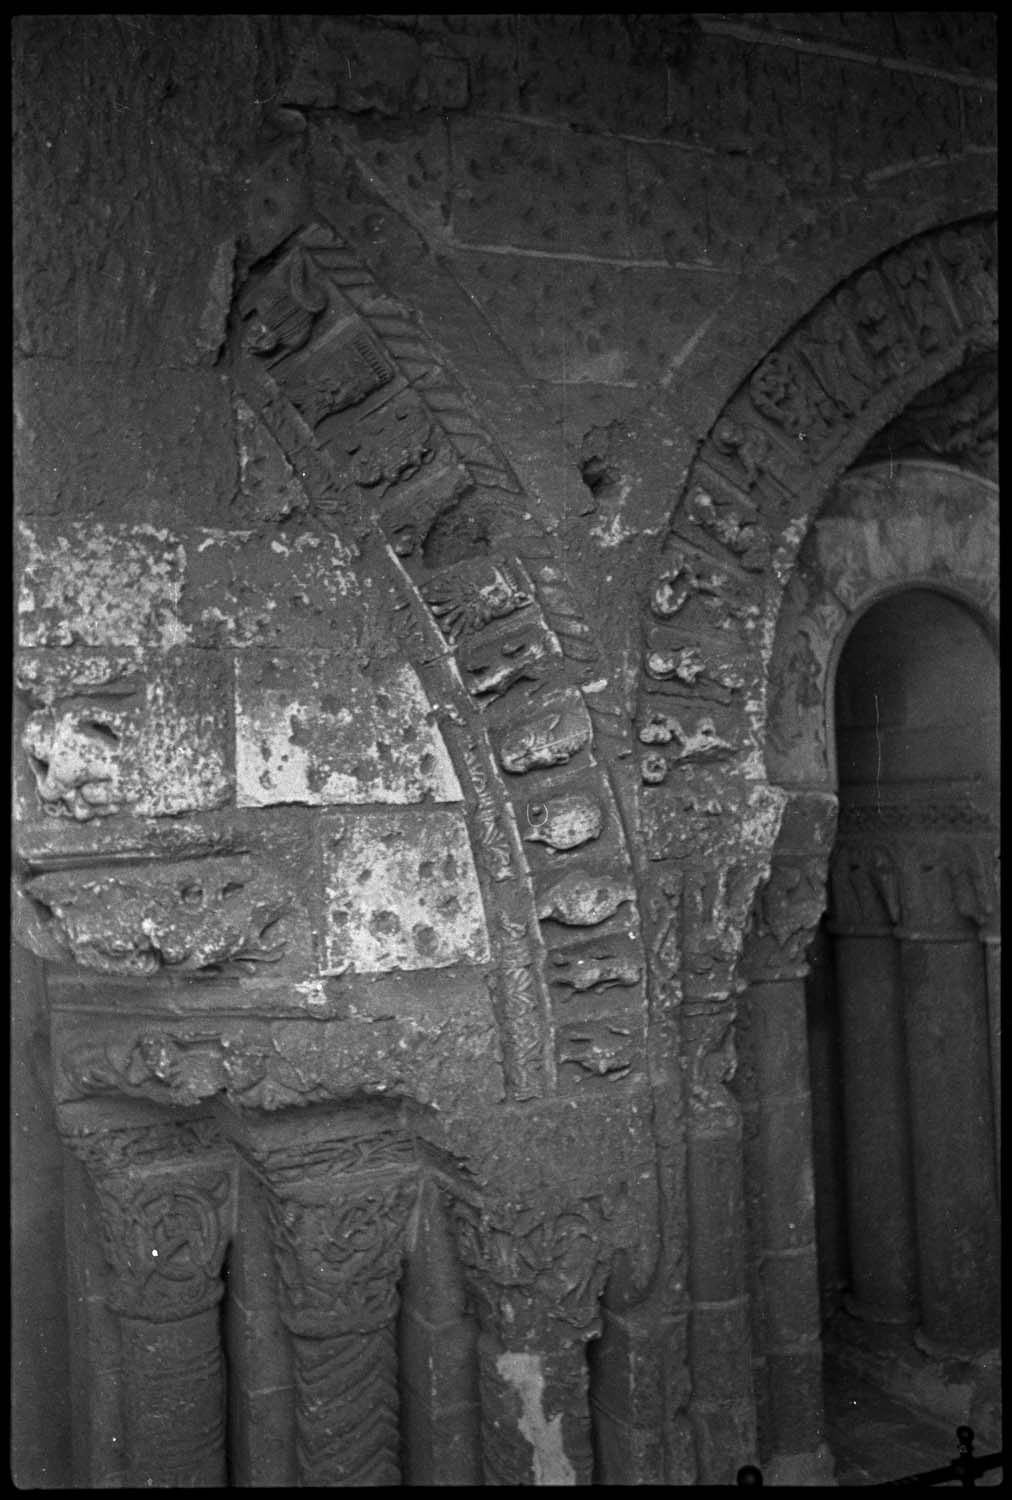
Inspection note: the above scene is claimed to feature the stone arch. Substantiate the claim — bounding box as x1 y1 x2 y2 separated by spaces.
767 459 999 796
636 214 997 986
632 219 997 1485
232 218 650 1108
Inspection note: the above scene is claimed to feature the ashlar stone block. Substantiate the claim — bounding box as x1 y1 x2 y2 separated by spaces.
17 520 189 649
236 653 462 807
322 809 490 974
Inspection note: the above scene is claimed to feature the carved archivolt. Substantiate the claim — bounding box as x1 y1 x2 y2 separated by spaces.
234 218 649 1101
637 218 996 1006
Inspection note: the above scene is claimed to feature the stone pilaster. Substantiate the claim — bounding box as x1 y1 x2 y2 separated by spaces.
740 815 836 1487
62 1120 233 1489
827 838 918 1327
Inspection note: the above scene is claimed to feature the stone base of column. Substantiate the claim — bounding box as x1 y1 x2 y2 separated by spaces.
766 1442 837 1485
843 1291 916 1327
825 1311 1003 1448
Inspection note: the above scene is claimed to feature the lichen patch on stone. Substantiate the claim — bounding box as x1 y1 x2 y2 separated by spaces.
17 520 188 649
496 1352 576 1486
322 808 489 973
236 655 462 807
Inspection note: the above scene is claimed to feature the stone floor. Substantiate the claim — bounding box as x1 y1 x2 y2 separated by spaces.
823 1360 1003 1487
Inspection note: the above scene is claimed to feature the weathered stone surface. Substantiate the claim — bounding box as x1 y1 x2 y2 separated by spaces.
17 649 232 823
51 977 505 1112
446 252 732 386
236 653 461 806
515 13 668 135
451 118 628 257
13 363 237 524
321 809 489 974
627 143 798 272
17 521 188 649
11 10 1001 1490
12 15 254 367
281 17 469 115
23 855 310 979
183 527 361 649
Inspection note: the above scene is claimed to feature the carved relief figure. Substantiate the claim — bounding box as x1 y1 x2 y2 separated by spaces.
23 706 124 820
524 793 604 852
537 871 634 927
242 246 330 359
422 560 531 642
684 486 770 571
499 699 592 773
749 348 840 455
26 863 291 976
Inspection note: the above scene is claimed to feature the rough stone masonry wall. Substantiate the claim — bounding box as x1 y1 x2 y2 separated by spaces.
12 13 996 1487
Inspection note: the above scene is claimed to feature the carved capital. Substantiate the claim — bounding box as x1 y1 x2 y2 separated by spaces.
265 1176 417 1336
232 1121 419 1337
65 1133 232 1322
681 864 758 999
899 836 997 938
829 839 902 933
743 855 828 981
450 1194 609 1342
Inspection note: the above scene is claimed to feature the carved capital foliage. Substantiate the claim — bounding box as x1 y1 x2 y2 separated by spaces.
235 1119 420 1336
449 1193 610 1341
65 1132 233 1321
900 836 997 936
265 1175 417 1336
743 855 828 981
830 827 998 938
829 840 903 931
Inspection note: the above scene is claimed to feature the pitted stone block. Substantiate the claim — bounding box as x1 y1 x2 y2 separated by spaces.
17 520 190 649
322 808 489 973
236 653 462 807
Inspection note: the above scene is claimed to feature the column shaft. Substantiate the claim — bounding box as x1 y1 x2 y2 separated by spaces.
749 977 833 1485
899 934 1000 1353
122 1309 226 1487
832 931 918 1324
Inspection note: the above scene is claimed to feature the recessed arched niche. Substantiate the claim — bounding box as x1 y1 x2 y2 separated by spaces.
814 583 999 1368
833 587 999 791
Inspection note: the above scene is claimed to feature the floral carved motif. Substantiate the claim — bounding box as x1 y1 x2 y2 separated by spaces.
421 559 532 643
743 856 828 980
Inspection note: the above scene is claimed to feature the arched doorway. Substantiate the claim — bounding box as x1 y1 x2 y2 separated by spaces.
810 586 1000 1387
